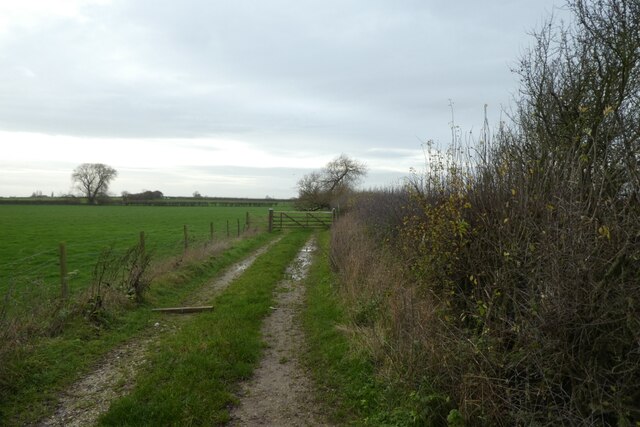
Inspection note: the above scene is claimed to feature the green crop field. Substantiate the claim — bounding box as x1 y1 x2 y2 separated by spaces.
0 205 271 296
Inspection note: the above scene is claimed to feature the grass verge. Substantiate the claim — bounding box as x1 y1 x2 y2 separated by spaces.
98 231 311 426
303 231 456 426
0 232 277 426
302 230 382 424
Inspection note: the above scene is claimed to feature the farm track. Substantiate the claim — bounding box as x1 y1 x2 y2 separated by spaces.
36 237 281 427
229 238 330 426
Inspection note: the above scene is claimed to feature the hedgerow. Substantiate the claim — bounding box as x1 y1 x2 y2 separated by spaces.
330 1 640 424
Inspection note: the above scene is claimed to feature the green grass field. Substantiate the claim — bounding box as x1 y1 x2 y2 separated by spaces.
0 205 271 295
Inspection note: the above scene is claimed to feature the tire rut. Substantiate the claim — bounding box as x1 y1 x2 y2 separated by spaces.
229 238 331 427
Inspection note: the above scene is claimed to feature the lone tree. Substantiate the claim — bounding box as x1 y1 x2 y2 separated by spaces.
296 154 367 210
72 163 118 204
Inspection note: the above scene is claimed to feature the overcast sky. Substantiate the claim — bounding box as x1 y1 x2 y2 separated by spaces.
0 0 568 199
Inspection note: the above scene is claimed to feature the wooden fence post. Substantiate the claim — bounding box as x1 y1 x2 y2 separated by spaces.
268 208 274 233
139 231 145 253
59 242 68 300
210 222 214 241
246 212 250 228
183 225 188 251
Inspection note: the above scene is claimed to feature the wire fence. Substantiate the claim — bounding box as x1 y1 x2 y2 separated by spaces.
0 212 269 309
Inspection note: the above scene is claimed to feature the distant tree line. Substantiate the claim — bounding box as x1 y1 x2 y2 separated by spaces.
122 190 164 202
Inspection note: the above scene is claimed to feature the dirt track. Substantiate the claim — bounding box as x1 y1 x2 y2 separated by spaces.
37 240 277 427
229 239 330 426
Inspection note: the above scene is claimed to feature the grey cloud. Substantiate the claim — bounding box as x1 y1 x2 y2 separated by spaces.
0 0 570 197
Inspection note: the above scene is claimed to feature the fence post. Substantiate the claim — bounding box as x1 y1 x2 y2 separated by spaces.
246 212 250 228
139 231 145 253
226 220 230 238
59 242 68 300
332 208 337 223
268 208 274 233
183 225 188 251
210 222 214 241
237 218 240 237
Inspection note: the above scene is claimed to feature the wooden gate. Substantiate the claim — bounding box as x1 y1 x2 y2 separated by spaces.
268 209 336 232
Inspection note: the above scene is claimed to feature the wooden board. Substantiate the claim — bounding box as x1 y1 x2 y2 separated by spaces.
151 305 214 314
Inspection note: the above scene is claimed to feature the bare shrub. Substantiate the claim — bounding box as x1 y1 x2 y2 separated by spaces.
351 187 409 242
86 242 152 323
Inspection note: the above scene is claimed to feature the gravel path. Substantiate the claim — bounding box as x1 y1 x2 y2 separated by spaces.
37 239 278 427
229 239 330 427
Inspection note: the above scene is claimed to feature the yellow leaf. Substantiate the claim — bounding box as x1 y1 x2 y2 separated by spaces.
503 218 509 224
598 225 611 240
603 105 614 116
511 189 516 196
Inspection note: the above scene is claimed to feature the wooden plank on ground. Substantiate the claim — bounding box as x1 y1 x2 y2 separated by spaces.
151 306 214 314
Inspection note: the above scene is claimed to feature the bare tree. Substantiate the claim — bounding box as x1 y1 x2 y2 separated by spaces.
72 163 118 204
514 0 640 209
322 154 367 193
296 171 330 211
296 154 367 210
